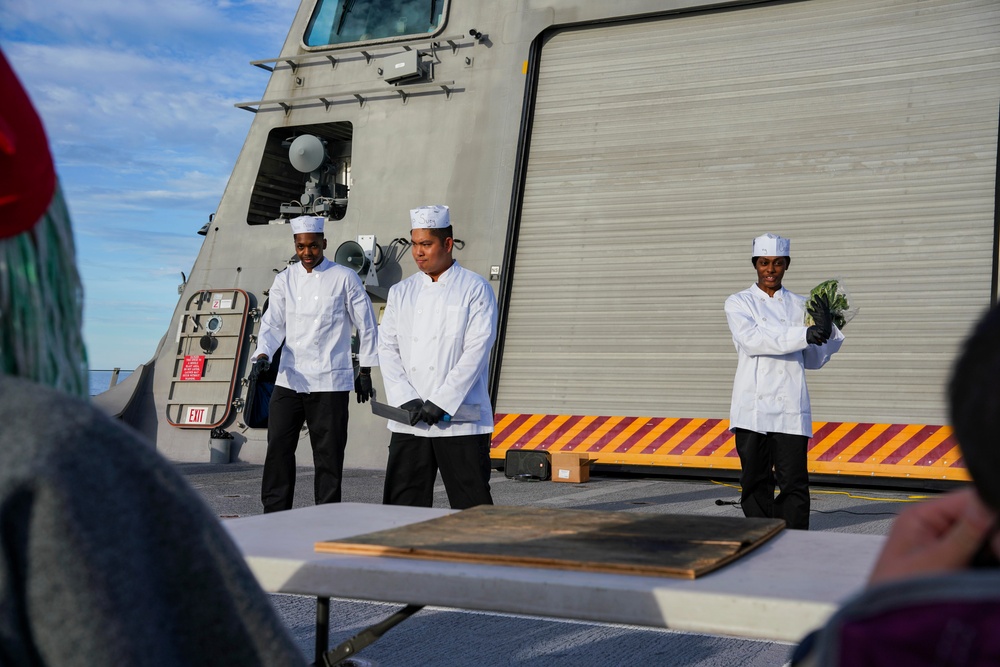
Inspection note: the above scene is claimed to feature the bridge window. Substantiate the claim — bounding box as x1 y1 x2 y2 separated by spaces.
304 0 444 47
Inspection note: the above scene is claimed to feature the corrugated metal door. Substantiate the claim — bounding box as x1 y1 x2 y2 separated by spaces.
496 0 1000 425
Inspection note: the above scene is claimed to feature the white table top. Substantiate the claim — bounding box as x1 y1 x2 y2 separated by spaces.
224 502 885 642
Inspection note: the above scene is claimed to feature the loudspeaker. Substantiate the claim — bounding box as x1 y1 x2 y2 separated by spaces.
504 450 551 481
334 240 369 274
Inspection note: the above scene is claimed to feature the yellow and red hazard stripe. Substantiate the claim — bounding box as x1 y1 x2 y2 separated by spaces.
491 414 969 481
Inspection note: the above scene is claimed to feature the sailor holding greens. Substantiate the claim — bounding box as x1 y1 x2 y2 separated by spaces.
725 233 844 530
253 215 379 513
378 205 498 509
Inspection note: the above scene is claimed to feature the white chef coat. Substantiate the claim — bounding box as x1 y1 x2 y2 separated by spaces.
725 283 844 437
378 261 498 436
253 257 378 393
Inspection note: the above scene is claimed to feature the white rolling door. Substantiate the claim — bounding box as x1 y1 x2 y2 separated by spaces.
496 0 1000 424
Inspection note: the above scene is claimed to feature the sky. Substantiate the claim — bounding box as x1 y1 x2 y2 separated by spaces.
1 0 300 369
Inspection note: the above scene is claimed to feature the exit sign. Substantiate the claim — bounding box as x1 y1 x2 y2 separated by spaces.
184 406 210 425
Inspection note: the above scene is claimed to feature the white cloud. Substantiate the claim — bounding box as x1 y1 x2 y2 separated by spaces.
2 0 298 48
2 0 300 367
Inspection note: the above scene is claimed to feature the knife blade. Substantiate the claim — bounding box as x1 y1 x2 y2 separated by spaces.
370 399 482 424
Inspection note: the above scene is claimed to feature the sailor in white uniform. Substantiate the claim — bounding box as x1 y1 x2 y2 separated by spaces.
253 215 379 513
725 233 844 529
378 205 498 509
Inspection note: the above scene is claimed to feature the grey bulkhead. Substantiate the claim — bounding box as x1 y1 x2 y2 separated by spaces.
106 0 1000 475
135 0 528 466
136 0 727 466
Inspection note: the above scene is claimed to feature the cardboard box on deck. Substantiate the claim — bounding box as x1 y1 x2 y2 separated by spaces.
551 452 595 483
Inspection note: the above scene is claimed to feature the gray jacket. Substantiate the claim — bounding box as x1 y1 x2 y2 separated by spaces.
0 375 306 666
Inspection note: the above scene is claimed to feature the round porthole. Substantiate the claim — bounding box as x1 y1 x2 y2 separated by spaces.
206 315 223 334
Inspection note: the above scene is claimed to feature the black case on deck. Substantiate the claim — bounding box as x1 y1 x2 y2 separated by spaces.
504 450 551 481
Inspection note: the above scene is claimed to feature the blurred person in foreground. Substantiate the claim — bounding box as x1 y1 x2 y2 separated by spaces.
0 50 306 666
791 302 1000 666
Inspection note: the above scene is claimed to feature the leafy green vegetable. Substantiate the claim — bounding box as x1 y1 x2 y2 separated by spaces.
805 279 853 329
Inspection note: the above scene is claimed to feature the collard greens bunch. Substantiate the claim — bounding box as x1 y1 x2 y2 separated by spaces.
804 279 854 329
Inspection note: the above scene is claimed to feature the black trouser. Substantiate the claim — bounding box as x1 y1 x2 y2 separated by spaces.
382 432 494 510
734 428 810 530
261 386 349 513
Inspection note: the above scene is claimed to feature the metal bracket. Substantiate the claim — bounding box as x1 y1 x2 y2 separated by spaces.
319 604 423 666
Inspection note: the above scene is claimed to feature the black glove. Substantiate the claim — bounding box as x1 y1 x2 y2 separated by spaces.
251 356 270 378
806 326 829 346
354 367 373 403
418 400 447 426
400 399 424 426
807 293 834 341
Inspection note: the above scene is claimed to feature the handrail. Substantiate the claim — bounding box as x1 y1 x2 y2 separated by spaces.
235 81 457 113
250 34 470 72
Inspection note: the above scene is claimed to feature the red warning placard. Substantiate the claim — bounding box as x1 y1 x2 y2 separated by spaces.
180 355 205 381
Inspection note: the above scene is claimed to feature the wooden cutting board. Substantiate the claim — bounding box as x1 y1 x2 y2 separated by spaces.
315 505 784 579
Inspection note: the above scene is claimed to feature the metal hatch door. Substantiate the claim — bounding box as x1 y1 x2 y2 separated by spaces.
166 289 250 428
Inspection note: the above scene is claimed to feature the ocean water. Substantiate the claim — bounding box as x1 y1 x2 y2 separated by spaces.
89 369 134 396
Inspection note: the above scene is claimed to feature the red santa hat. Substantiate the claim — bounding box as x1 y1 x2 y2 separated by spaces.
0 50 56 240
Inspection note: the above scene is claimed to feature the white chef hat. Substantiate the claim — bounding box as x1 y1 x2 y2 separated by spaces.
289 215 325 235
410 205 450 229
751 233 790 257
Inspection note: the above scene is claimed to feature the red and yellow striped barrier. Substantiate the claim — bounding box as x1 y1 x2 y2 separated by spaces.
491 414 969 481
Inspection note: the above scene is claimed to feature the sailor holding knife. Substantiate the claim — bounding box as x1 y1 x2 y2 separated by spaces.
378 205 498 509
